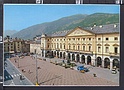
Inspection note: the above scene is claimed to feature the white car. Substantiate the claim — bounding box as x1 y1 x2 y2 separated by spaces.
111 69 117 74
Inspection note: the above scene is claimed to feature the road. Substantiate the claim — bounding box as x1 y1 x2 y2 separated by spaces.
4 59 33 86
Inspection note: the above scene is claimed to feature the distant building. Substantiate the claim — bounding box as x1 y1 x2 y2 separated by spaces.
4 37 30 54
41 23 120 70
30 36 41 55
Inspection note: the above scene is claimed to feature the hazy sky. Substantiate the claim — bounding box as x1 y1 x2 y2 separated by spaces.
4 4 119 31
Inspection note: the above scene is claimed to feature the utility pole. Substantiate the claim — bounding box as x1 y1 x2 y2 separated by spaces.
18 56 19 68
35 49 39 85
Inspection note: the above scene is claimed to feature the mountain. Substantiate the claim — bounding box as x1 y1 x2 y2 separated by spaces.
11 13 119 40
4 30 17 37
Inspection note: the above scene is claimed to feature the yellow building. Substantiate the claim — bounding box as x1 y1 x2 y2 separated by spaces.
4 37 30 54
41 23 119 70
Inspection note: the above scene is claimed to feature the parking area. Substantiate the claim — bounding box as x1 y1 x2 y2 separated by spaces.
9 55 119 86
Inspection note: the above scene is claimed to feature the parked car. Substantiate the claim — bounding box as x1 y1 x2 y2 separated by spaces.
111 69 117 74
77 66 89 72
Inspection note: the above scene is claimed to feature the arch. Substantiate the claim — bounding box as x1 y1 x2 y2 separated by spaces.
113 59 119 68
76 54 80 62
57 51 59 58
87 56 91 65
51 51 53 56
42 50 44 57
97 57 102 67
68 53 71 60
63 52 65 59
53 51 56 57
81 55 85 64
104 58 110 69
46 51 50 57
72 53 75 61
60 52 62 58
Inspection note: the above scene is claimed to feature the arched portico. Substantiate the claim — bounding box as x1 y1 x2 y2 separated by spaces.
60 52 62 58
63 52 65 59
97 57 102 67
113 59 119 68
104 58 110 69
87 56 91 65
72 53 75 61
76 54 80 62
81 55 85 64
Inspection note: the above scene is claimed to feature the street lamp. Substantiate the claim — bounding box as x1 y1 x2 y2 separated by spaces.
35 49 38 85
17 56 20 68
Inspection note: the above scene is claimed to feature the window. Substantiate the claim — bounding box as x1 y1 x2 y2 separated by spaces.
60 43 62 49
48 39 49 41
89 38 91 41
83 38 85 41
105 47 109 53
114 37 118 40
114 47 118 54
98 38 101 40
57 43 59 49
78 45 80 50
48 45 49 48
89 46 91 51
78 38 80 41
64 44 65 49
69 45 71 50
73 45 75 50
106 38 109 40
98 47 101 52
73 38 75 40
54 43 56 48
83 46 85 51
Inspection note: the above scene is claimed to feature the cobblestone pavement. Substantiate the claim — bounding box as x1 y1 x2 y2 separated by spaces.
9 56 119 86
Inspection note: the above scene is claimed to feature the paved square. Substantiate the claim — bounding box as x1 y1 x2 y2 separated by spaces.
9 56 119 86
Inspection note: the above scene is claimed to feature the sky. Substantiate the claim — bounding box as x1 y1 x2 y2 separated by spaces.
4 4 119 31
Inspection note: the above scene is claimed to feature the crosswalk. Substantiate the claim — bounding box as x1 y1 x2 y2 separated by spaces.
4 73 21 80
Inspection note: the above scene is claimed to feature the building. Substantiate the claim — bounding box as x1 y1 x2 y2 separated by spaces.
30 41 41 55
41 23 120 70
4 37 30 54
30 36 41 55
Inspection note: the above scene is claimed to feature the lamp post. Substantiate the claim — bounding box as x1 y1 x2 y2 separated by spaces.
18 55 20 68
35 49 38 85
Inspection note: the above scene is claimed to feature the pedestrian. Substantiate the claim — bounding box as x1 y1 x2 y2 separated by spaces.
28 70 30 73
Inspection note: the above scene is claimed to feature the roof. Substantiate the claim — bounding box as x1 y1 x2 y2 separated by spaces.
84 23 119 34
49 30 72 37
47 23 119 37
